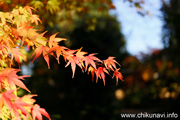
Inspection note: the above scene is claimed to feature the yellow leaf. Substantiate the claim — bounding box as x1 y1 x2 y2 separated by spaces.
49 33 66 48
31 0 44 10
35 36 47 46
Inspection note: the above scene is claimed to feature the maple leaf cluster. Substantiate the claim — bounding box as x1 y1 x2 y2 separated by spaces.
0 6 123 120
0 89 50 120
0 6 51 120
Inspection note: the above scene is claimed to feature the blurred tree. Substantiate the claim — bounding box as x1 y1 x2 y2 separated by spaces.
161 0 180 69
115 0 180 114
162 0 180 49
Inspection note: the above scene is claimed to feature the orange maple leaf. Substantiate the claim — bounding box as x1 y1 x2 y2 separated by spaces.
49 45 68 64
31 104 51 120
48 33 66 48
30 14 42 25
64 49 85 78
0 68 30 92
65 56 81 78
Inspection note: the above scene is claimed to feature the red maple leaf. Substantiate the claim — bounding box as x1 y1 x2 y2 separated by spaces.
83 53 102 70
10 48 26 68
64 49 86 78
1 90 16 110
63 49 77 59
0 90 31 119
31 46 55 69
96 67 109 86
12 98 30 117
49 45 68 64
0 68 30 92
103 56 120 71
31 104 51 120
113 68 123 85
65 56 82 78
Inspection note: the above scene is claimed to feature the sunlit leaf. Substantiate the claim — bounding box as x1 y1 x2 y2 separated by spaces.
0 68 30 92
10 48 26 68
32 46 55 69
103 56 120 71
83 53 102 70
48 33 66 48
31 104 51 120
